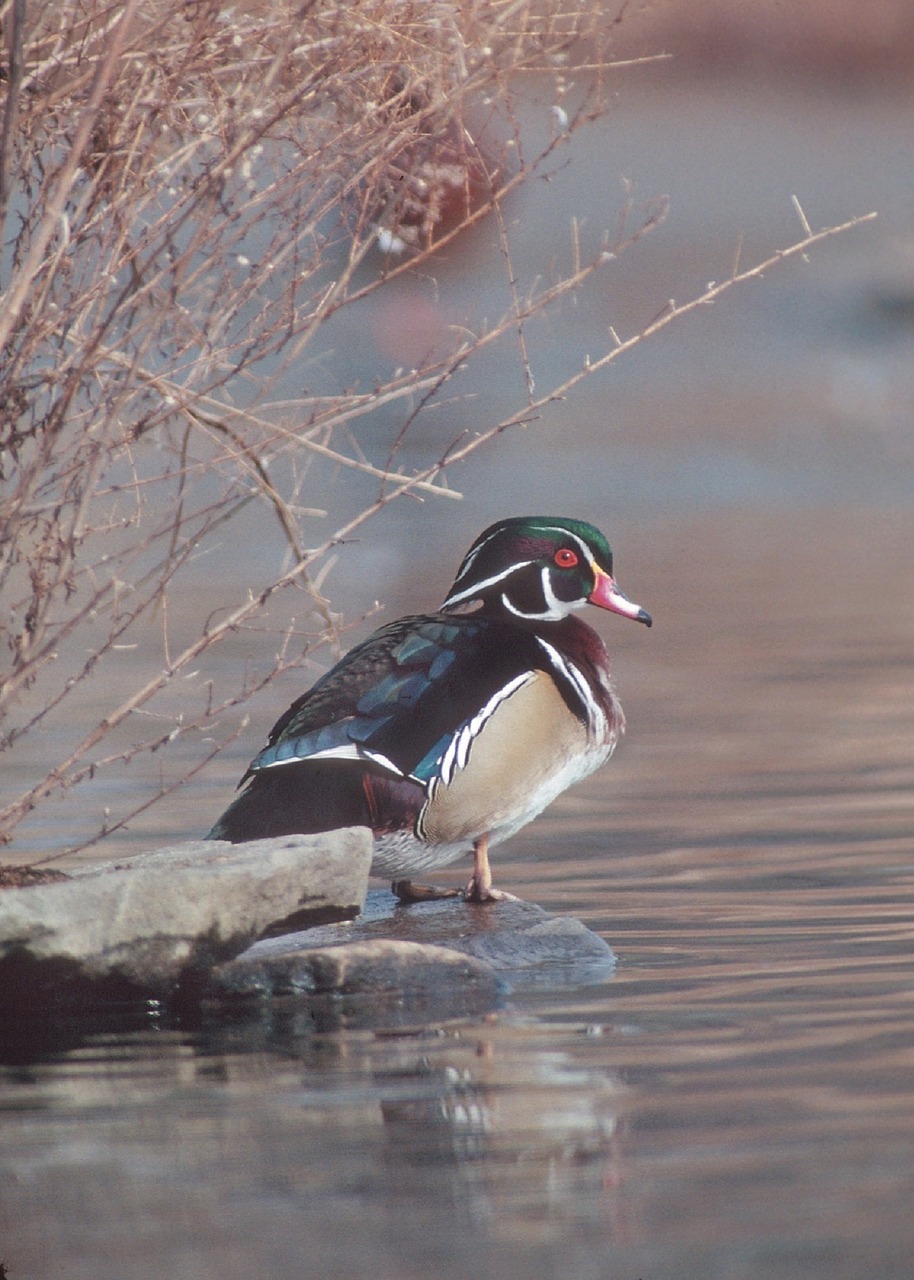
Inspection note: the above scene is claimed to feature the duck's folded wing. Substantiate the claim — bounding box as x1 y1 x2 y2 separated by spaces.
247 615 545 784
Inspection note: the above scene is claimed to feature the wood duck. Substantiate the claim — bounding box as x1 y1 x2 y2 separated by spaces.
208 517 651 902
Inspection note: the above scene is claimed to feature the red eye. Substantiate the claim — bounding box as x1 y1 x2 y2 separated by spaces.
554 548 579 568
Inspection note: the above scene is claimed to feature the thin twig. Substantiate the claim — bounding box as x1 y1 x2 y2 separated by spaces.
0 0 141 351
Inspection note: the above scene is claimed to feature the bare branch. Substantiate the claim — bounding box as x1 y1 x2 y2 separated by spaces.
0 1 876 857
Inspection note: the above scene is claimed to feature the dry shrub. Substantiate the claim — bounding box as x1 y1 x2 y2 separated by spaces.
0 0 645 853
0 0 870 857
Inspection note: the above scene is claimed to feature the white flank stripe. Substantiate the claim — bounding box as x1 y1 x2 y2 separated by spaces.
438 671 534 785
363 749 405 776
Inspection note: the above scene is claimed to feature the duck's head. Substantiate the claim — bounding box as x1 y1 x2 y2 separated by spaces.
442 516 652 627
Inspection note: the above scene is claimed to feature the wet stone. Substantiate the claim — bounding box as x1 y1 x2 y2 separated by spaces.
302 889 616 989
0 834 614 1036
210 937 504 1027
0 831 373 1015
212 887 617 1024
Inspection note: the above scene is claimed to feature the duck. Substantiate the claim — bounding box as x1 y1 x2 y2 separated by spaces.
207 516 651 902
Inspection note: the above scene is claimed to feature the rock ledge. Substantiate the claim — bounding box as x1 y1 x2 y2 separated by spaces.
206 888 617 1027
0 831 372 1013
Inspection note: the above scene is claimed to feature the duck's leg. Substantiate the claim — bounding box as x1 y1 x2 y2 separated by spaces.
463 833 518 903
392 835 518 903
392 879 462 903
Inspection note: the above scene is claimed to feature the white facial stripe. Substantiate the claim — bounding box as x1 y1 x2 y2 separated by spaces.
445 525 608 612
540 566 564 615
535 637 608 739
538 525 593 557
543 526 614 592
449 526 506 587
499 565 573 621
444 559 534 606
533 524 608 576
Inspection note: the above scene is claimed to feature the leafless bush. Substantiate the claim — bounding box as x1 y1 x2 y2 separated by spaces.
0 0 872 859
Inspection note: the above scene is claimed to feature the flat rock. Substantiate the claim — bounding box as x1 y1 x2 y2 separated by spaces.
208 888 616 1029
242 889 616 987
212 937 503 1027
0 831 372 1013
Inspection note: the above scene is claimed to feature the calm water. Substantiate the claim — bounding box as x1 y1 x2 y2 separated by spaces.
2 76 914 1279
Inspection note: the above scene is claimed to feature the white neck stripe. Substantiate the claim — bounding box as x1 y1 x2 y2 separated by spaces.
500 592 563 621
499 565 571 620
535 637 607 736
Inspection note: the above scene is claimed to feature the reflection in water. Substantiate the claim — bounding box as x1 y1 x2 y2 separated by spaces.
3 854 914 1280
0 1020 629 1278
